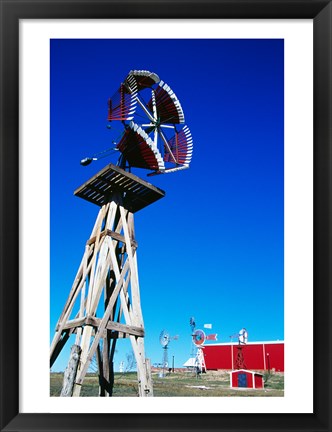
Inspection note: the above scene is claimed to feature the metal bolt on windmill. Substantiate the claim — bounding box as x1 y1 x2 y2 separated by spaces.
50 70 194 397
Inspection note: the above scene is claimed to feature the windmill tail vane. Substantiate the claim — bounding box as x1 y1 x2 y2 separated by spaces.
205 334 218 341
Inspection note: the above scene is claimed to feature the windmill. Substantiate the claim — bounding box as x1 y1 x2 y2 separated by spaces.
192 329 207 374
189 319 217 375
50 70 193 397
159 330 178 377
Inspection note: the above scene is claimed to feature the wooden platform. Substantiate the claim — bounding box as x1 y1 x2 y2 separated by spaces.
74 163 165 212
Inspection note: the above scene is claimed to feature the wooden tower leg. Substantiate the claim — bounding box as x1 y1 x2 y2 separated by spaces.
51 198 153 397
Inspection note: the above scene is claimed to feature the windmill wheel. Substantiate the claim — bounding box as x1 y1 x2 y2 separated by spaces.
159 329 170 347
107 70 193 175
192 329 206 346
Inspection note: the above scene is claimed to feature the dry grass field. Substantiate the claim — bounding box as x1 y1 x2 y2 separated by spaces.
50 370 284 397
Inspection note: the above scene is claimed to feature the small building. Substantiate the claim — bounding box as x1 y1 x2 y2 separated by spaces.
230 369 264 389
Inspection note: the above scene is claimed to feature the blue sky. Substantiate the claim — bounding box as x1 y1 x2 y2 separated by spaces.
50 38 284 372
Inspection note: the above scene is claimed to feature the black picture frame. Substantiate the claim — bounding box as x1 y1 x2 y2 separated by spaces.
0 1 331 431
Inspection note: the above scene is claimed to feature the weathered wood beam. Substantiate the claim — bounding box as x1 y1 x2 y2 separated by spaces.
57 317 86 331
87 317 144 337
60 345 81 397
60 316 144 337
86 228 137 250
75 257 133 386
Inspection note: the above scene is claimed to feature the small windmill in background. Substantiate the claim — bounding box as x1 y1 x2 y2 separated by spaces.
159 330 179 378
189 317 217 375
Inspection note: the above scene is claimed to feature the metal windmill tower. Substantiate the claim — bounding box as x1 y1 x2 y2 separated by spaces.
50 70 193 397
159 330 178 377
189 316 196 369
230 328 248 370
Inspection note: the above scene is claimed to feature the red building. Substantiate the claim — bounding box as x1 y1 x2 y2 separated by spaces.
230 369 264 389
203 341 284 372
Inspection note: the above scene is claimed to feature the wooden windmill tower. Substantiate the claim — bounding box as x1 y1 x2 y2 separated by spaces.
50 165 164 396
50 70 193 397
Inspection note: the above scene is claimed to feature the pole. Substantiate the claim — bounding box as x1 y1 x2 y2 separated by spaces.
60 345 81 397
172 355 174 373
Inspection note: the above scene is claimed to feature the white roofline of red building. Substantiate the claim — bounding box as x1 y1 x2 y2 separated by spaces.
204 340 284 346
